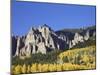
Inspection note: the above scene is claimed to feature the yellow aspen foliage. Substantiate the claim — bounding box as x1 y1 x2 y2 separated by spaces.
52 63 57 71
48 64 56 72
41 64 49 72
11 45 96 74
82 55 90 64
56 64 62 71
22 64 27 73
87 63 95 69
48 64 53 72
31 63 37 73
27 65 31 73
37 63 42 72
14 64 22 74
62 63 71 70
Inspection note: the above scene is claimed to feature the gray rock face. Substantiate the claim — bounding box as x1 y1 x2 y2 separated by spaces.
70 33 84 48
12 24 96 58
84 30 90 40
13 24 67 58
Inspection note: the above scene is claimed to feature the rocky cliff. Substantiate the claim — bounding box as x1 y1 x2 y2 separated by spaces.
12 24 96 58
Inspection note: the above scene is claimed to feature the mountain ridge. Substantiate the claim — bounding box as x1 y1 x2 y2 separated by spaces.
12 24 96 59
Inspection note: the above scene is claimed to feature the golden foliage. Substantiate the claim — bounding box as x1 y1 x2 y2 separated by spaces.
27 65 31 73
22 64 27 73
48 64 56 72
59 45 95 61
11 45 96 74
14 64 22 74
31 63 37 72
12 62 96 74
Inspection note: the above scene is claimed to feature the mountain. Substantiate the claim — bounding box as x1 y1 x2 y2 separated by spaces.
12 24 96 59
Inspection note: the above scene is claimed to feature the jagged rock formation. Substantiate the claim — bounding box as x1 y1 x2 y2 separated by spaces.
56 25 96 49
12 24 96 58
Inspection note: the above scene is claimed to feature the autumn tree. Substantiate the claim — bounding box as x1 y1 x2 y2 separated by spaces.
27 65 31 73
14 64 22 74
22 64 27 73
